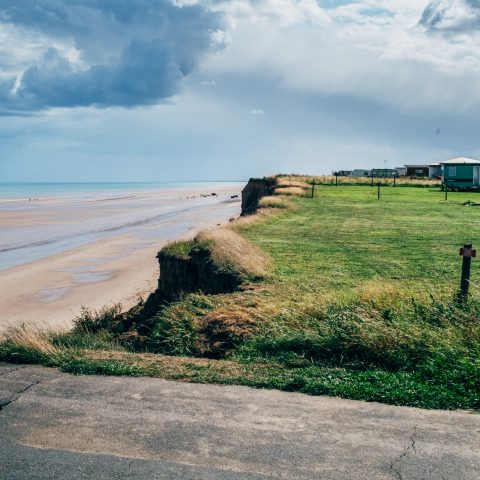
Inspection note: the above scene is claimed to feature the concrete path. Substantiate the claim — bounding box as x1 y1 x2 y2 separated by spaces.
0 363 479 479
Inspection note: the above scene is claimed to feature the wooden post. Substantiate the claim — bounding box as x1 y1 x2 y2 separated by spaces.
445 184 448 201
460 244 474 299
377 182 380 199
311 181 315 198
335 174 338 186
393 175 396 187
371 173 374 186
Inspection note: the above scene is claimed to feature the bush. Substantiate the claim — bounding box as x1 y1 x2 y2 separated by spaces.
73 304 123 333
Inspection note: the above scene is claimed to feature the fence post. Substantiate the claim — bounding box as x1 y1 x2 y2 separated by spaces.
459 244 476 299
445 184 448 201
393 175 396 187
377 182 380 199
311 181 315 198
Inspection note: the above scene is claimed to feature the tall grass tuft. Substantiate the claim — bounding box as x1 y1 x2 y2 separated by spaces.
275 177 310 189
258 195 290 209
274 186 307 196
195 227 272 280
73 304 123 333
1 324 65 363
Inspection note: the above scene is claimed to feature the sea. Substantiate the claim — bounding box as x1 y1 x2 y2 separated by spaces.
0 182 243 270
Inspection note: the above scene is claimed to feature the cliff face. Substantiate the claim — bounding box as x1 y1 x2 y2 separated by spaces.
241 178 275 215
152 177 275 300
156 247 242 300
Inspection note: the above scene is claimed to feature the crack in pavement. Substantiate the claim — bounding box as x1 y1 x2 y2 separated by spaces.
0 365 25 377
0 381 39 411
390 426 418 480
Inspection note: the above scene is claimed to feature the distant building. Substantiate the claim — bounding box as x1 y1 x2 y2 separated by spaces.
441 157 480 189
332 170 351 176
405 165 429 177
395 167 407 177
370 168 397 178
351 169 370 177
428 163 441 179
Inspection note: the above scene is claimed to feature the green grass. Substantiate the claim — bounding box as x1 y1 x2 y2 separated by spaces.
160 239 195 258
242 185 480 294
2 182 480 410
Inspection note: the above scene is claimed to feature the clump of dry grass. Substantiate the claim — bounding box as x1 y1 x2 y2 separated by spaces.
2 324 64 360
195 308 257 357
275 177 310 188
232 206 287 228
274 186 306 196
258 195 290 209
196 227 272 279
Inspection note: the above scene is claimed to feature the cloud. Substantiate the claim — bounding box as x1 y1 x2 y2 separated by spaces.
250 109 265 115
420 0 480 33
197 0 480 114
0 0 224 112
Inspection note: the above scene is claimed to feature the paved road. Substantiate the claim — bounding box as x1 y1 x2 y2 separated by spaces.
1 363 479 479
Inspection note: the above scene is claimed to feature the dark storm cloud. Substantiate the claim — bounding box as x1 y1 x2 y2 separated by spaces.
0 0 223 111
420 0 480 33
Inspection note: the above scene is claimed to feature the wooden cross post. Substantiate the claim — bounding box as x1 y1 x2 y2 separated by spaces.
459 244 476 299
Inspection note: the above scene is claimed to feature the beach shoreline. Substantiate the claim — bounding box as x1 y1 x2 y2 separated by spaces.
0 184 242 332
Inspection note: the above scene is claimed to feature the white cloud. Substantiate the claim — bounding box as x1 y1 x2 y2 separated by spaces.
250 109 266 115
200 0 480 113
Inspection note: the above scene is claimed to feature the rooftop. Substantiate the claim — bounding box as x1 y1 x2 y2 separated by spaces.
441 157 480 165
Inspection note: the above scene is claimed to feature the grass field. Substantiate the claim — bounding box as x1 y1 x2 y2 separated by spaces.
248 184 480 297
2 182 480 410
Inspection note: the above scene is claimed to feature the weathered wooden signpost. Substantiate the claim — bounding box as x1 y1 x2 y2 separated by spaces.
459 244 476 299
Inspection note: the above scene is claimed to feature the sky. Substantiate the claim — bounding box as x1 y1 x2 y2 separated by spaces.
1 0 480 181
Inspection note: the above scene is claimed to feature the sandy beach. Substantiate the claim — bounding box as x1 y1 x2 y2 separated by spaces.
0 184 242 332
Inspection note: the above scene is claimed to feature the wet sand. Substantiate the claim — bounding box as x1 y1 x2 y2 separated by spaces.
0 185 242 331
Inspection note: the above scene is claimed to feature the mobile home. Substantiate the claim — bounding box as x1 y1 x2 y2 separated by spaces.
370 169 397 178
441 157 480 189
351 169 370 177
405 165 429 177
